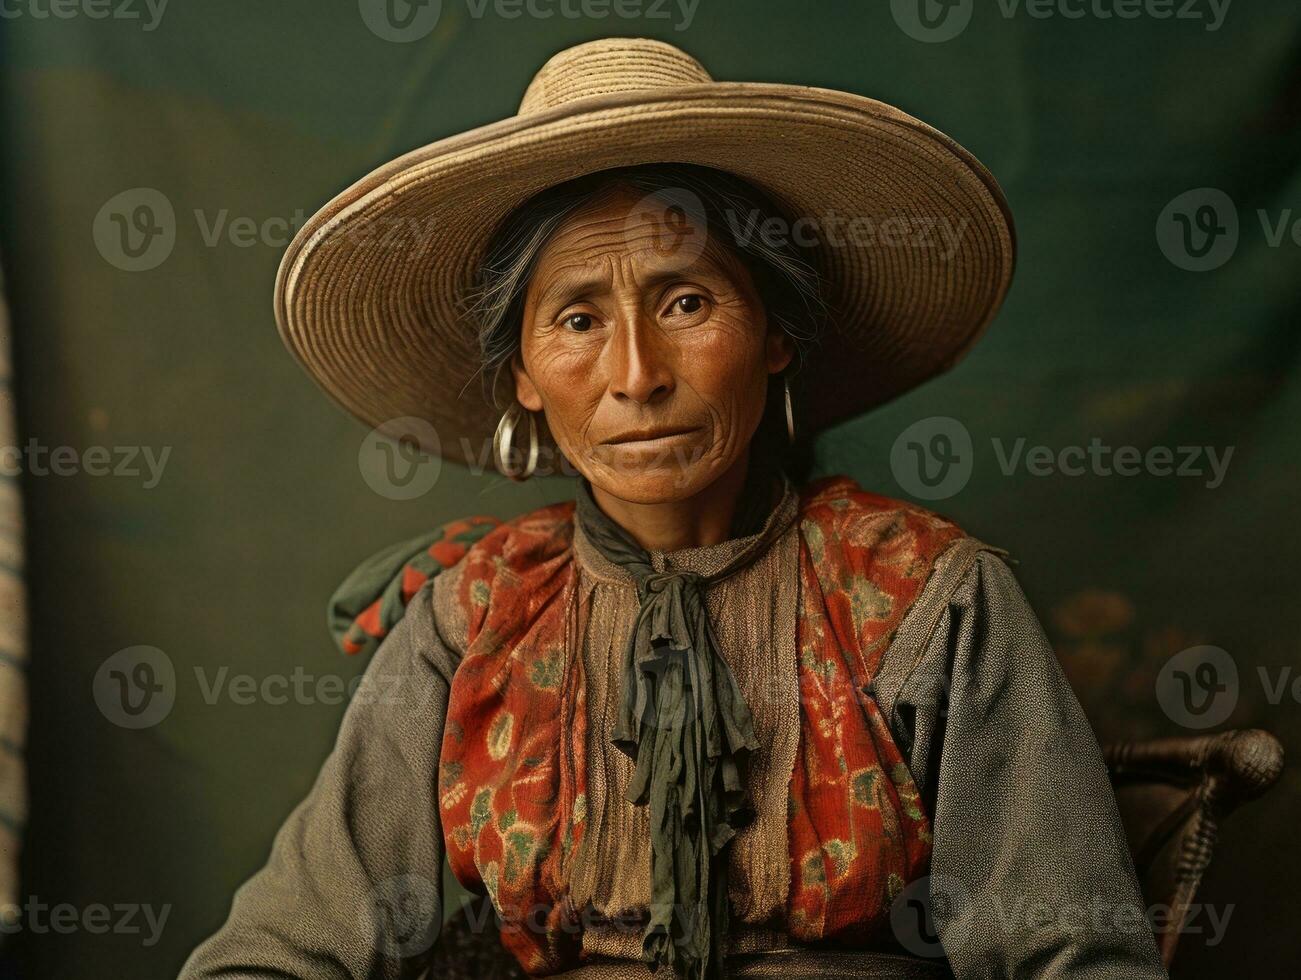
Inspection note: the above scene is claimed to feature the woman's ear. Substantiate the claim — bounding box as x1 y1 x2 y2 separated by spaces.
511 351 544 412
766 327 795 375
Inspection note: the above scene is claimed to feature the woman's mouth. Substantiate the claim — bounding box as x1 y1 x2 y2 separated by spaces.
601 425 702 448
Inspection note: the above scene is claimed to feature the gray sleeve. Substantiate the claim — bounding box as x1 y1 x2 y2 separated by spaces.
178 575 462 980
885 550 1168 979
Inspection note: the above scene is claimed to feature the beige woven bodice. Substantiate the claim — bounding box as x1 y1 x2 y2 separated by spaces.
563 482 804 959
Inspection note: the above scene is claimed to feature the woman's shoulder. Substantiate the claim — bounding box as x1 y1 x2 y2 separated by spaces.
327 499 578 658
327 514 501 657
797 473 1013 610
796 472 979 553
453 496 576 568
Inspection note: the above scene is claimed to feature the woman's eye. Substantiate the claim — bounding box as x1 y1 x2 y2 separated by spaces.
667 294 706 316
563 313 593 332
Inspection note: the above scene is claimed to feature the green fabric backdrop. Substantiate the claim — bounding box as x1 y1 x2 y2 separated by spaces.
2 1 1298 976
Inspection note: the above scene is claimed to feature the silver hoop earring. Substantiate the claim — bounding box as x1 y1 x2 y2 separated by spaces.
493 401 539 481
783 376 796 445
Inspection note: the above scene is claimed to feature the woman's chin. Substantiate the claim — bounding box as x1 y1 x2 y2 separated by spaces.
583 452 725 505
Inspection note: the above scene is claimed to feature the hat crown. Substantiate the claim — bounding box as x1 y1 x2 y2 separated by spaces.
518 38 713 115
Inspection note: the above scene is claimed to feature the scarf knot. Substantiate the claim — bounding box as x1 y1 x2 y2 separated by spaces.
640 570 700 600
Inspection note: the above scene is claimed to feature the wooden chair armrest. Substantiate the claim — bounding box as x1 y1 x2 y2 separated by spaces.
1104 728 1283 810
1101 728 1284 969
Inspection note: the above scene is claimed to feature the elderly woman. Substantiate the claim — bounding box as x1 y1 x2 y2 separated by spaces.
181 38 1167 980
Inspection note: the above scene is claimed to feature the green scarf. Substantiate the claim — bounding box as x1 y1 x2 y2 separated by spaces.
572 468 786 980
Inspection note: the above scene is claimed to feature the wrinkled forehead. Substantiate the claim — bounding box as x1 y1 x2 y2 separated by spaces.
529 183 740 283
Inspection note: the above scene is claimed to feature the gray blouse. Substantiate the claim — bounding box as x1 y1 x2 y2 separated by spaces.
178 535 1169 979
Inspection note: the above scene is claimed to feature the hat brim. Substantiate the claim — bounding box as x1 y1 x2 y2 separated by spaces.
275 82 1016 466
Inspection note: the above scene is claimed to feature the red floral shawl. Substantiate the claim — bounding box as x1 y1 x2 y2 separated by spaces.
334 474 967 975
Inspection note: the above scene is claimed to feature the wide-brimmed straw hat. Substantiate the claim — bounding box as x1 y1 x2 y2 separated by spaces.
274 37 1015 466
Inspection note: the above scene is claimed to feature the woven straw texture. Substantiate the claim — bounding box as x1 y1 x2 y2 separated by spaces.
275 38 1016 464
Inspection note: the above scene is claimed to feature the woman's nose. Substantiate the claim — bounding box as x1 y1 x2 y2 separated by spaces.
607 317 675 405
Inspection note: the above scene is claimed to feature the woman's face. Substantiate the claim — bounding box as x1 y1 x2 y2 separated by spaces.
511 184 793 505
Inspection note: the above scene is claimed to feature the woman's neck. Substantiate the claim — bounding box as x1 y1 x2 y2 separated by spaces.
589 454 768 553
